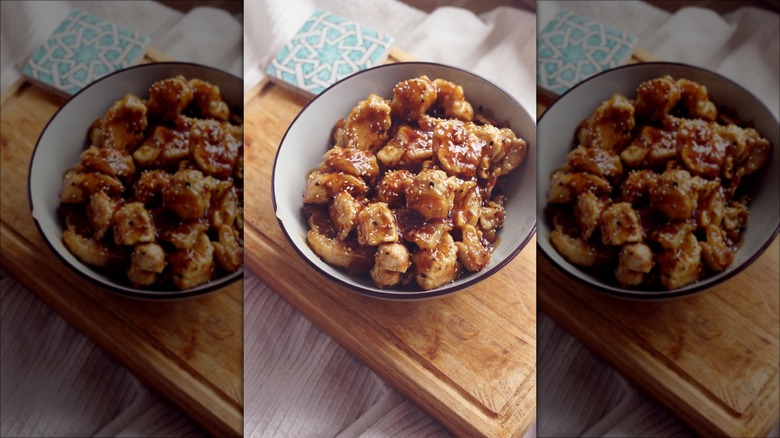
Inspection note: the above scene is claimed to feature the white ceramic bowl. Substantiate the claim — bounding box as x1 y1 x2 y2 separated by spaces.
273 62 537 300
29 62 243 299
537 62 780 299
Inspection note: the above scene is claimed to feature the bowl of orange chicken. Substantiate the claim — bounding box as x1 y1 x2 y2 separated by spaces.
29 62 243 299
538 62 779 299
273 62 536 299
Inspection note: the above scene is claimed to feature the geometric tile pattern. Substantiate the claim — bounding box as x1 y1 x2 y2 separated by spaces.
267 9 394 98
538 9 637 95
22 9 149 97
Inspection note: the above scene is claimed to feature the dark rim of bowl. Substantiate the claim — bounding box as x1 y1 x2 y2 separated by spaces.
537 61 780 300
28 61 243 300
271 61 537 300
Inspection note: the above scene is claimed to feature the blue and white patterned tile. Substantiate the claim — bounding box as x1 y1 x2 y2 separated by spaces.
266 9 394 98
22 9 149 97
538 9 637 95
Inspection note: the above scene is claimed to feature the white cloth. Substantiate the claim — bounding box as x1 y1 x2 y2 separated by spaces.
0 1 240 437
241 2 537 437
537 2 780 437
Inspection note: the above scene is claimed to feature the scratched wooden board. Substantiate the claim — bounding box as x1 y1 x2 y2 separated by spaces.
0 50 243 438
243 48 536 438
537 49 780 437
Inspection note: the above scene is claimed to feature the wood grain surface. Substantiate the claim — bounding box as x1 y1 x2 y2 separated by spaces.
536 50 780 437
538 239 779 437
0 53 243 437
243 50 537 437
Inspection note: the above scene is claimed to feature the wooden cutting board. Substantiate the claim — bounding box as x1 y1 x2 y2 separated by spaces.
243 48 537 437
0 50 243 438
538 242 779 437
537 50 780 437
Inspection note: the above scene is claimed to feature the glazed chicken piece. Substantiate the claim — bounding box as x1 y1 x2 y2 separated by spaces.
699 225 735 273
478 199 506 234
432 120 483 178
63 229 124 269
133 125 190 168
574 191 606 240
306 228 375 275
374 242 412 272
412 232 460 290
472 124 527 177
452 180 482 228
133 170 171 205
113 202 156 246
566 146 623 180
131 243 166 273
80 146 136 179
695 180 725 228
207 180 239 228
127 242 166 287
547 171 611 204
329 192 363 240
657 232 702 290
550 228 606 268
334 93 392 151
356 202 399 246
390 76 437 122
432 78 474 122
633 76 681 121
615 242 654 287
99 94 148 151
147 76 194 122
190 119 242 179
585 94 635 152
742 129 771 176
455 224 490 272
618 242 654 273
375 169 413 208
370 265 403 289
324 147 380 180
212 224 243 272
600 202 643 246
396 208 453 250
170 233 215 290
60 171 124 204
722 199 750 232
405 168 457 220
376 125 433 169
160 218 208 250
649 218 695 250
370 242 412 288
162 169 212 219
620 169 658 205
716 124 753 165
649 169 703 220
189 78 230 121
677 120 728 178
620 126 677 168
86 192 119 240
127 263 156 287
303 170 369 205
676 78 717 121
716 124 750 179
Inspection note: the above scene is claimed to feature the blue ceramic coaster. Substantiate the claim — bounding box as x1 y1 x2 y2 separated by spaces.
538 9 637 95
22 9 149 97
266 9 394 98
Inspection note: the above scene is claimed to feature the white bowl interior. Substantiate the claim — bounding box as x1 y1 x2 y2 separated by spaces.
29 63 243 298
273 62 537 299
537 62 780 298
